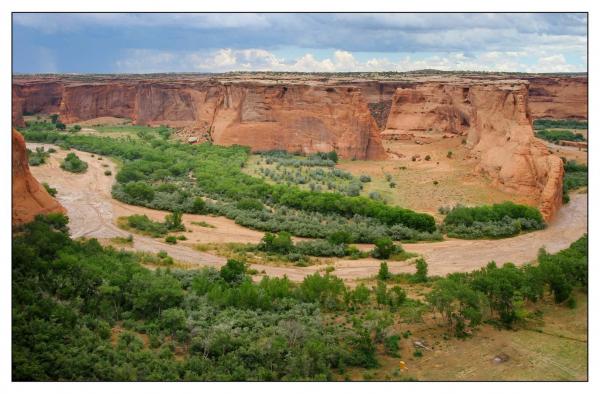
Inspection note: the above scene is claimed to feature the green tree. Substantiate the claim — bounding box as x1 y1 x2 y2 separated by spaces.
220 259 247 284
372 237 395 259
413 258 428 283
378 261 391 281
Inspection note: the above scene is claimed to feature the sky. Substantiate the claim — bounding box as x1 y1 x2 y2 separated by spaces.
12 13 588 74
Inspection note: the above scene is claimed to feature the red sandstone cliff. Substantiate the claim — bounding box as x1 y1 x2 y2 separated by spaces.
382 82 564 220
525 76 587 119
28 80 386 160
12 128 66 225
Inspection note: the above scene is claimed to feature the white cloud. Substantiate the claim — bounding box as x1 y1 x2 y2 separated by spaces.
115 47 587 74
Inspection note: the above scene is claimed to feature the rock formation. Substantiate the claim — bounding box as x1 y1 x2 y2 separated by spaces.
525 76 587 119
12 72 584 220
12 128 65 225
14 77 386 160
382 81 564 220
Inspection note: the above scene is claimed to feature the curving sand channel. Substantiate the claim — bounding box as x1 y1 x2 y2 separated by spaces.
28 143 587 281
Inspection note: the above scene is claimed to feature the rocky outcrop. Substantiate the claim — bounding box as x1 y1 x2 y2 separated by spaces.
383 81 564 220
12 128 65 225
14 78 385 160
525 76 587 119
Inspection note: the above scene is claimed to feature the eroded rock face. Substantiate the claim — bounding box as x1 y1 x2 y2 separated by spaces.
525 76 588 119
14 78 386 160
12 128 65 225
383 82 564 220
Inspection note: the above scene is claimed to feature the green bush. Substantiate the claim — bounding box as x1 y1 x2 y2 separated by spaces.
42 182 57 197
60 152 88 173
378 262 391 281
443 202 544 239
372 237 404 259
536 129 585 143
27 147 50 166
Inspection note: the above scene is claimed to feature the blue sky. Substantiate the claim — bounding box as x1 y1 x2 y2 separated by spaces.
12 13 587 73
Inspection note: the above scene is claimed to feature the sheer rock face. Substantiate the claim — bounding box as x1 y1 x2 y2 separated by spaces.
525 76 588 119
383 82 564 220
14 79 386 160
12 129 65 226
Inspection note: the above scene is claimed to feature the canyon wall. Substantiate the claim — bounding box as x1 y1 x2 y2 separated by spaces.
525 76 588 119
382 81 564 220
14 78 385 160
12 128 65 225
12 74 583 219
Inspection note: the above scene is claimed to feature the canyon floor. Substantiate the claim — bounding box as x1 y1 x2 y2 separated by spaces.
29 142 587 282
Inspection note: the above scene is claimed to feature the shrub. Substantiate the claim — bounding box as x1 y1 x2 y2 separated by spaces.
378 261 391 281
258 232 294 254
359 175 372 182
446 151 453 158
443 201 544 239
413 258 428 283
192 197 207 213
165 236 177 244
164 211 185 231
60 152 88 173
236 198 264 211
123 182 155 202
42 182 57 197
104 170 112 176
372 237 403 260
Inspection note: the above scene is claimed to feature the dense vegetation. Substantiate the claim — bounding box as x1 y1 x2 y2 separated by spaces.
427 234 587 336
22 130 437 241
442 202 545 239
119 212 185 238
251 150 369 196
13 215 419 381
533 119 588 130
533 119 587 144
562 160 587 203
535 129 586 143
13 214 588 380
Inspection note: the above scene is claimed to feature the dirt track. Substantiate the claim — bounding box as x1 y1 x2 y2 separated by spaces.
29 144 587 281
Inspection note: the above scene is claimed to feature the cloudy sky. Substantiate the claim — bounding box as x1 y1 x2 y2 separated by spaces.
12 13 587 74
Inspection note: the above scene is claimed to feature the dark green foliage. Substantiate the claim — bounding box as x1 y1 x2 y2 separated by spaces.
443 201 545 239
426 236 587 335
426 278 482 337
378 262 391 281
12 215 387 381
384 335 401 357
258 232 294 254
42 182 57 197
562 160 587 203
60 152 88 173
22 131 437 237
27 146 50 166
49 114 59 124
123 181 155 202
56 122 66 130
219 259 247 284
236 198 264 211
536 129 586 143
538 235 588 303
126 214 169 237
372 237 404 259
413 258 428 283
165 236 177 244
533 119 587 130
191 197 206 214
164 211 185 231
